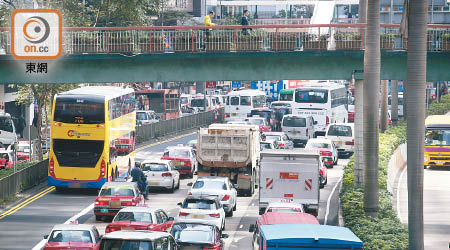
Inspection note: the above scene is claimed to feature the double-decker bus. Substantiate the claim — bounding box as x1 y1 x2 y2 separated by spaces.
292 83 348 137
48 86 136 189
424 115 450 168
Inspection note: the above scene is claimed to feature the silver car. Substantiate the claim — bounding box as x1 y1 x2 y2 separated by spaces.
142 159 180 193
188 177 238 217
262 132 294 149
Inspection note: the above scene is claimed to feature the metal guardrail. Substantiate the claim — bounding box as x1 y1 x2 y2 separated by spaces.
1 24 449 54
0 110 222 200
136 109 222 143
0 160 48 201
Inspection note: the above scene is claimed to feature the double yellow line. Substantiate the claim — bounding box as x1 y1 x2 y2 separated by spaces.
0 131 196 220
0 187 55 220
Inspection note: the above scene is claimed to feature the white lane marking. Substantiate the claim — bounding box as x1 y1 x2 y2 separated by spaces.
31 203 94 250
324 175 343 225
239 224 243 229
396 167 407 223
64 203 95 224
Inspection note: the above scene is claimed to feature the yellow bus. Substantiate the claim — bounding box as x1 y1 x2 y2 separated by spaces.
48 86 136 189
424 115 450 168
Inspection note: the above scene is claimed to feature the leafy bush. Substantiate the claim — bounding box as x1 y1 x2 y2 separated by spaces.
0 161 39 179
340 94 450 249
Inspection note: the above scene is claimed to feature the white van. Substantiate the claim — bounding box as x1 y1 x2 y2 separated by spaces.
325 123 354 158
281 114 315 147
0 113 18 149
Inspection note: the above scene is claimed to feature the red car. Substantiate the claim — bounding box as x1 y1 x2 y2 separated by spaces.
16 141 33 161
246 117 272 132
43 224 101 250
105 207 174 233
94 182 145 221
161 146 197 178
115 136 135 154
0 149 14 169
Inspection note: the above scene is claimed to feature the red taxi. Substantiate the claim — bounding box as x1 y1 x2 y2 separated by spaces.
94 182 145 221
105 207 174 233
161 146 197 178
43 224 100 250
249 212 319 249
246 117 272 132
0 148 14 169
16 141 33 161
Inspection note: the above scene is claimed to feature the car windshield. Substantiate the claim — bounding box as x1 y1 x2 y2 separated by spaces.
18 145 30 152
327 125 352 137
114 212 153 223
260 143 272 150
164 149 189 157
248 119 264 125
99 239 153 250
425 129 450 146
181 97 189 104
172 228 213 244
0 117 14 133
307 143 330 149
283 117 306 127
265 135 281 141
183 199 217 210
240 96 251 106
48 230 92 243
142 164 168 171
295 90 328 104
191 99 206 107
136 112 147 121
193 180 227 190
100 187 135 196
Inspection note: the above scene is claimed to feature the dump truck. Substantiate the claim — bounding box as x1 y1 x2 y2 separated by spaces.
197 124 260 196
259 149 321 216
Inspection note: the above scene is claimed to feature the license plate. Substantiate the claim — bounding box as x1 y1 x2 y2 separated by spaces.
124 227 135 231
437 161 446 164
110 201 121 208
192 214 205 218
100 209 108 213
232 113 236 116
148 181 159 185
291 131 297 135
338 141 343 146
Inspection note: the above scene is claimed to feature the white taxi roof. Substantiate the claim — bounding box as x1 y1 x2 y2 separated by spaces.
51 224 97 231
102 230 171 241
141 159 172 165
116 206 160 213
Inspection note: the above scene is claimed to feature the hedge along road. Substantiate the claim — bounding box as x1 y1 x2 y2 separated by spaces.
0 132 196 250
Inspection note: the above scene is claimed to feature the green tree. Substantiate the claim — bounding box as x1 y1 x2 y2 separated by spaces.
11 84 78 161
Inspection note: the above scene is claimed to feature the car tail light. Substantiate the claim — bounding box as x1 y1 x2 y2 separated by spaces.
100 159 106 177
326 116 330 125
187 192 192 196
278 143 285 148
184 161 191 167
225 113 230 118
306 128 309 137
346 141 354 145
209 213 220 218
179 212 190 217
49 157 55 175
222 195 230 201
162 172 172 177
121 201 137 206
95 199 109 206
203 244 221 250
321 151 332 157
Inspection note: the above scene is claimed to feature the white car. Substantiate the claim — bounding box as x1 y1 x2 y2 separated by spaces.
325 123 354 159
260 141 276 151
281 114 315 147
142 159 180 193
264 202 305 214
262 132 294 149
176 196 226 231
187 177 238 217
136 110 160 126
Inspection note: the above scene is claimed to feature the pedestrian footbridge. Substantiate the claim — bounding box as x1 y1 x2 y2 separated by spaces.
0 24 449 83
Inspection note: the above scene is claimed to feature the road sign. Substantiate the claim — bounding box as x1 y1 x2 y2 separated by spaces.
251 81 283 100
206 81 216 89
232 81 241 89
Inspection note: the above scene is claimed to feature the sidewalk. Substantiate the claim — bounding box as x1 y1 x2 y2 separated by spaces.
394 144 450 250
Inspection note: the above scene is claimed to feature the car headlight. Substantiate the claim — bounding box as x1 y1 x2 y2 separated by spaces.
424 155 428 162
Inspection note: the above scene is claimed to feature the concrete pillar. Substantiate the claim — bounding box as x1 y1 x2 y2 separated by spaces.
391 80 398 125
354 79 364 187
380 80 389 132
